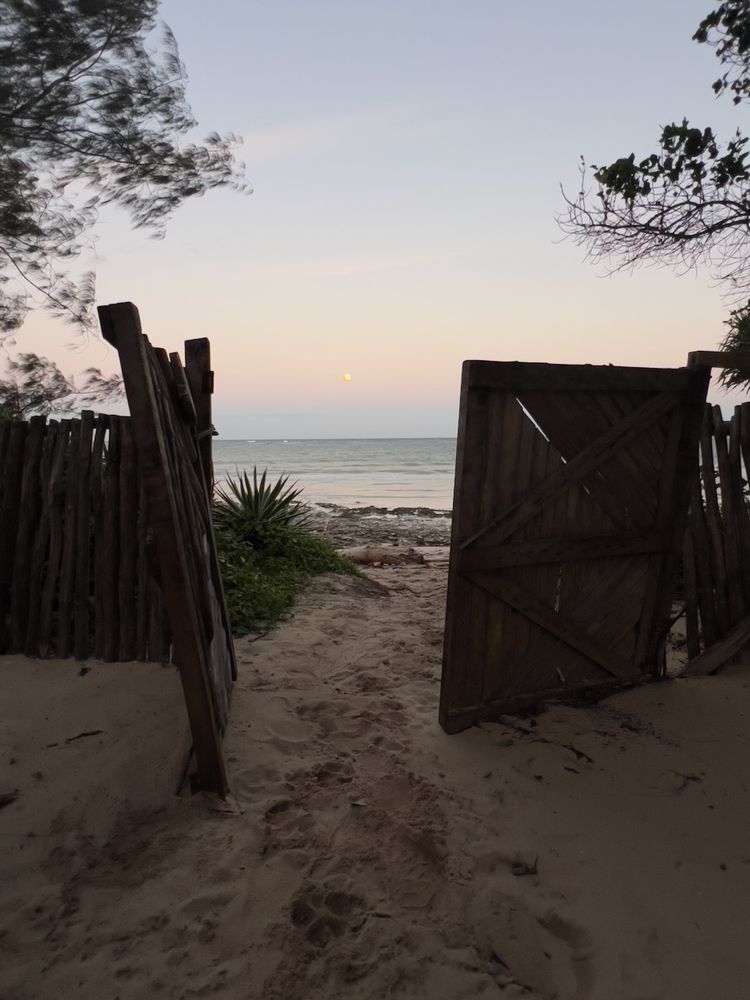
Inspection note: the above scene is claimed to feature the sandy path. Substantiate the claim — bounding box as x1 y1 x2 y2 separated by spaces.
2 563 750 999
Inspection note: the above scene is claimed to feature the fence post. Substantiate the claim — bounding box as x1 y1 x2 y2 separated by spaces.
184 338 214 496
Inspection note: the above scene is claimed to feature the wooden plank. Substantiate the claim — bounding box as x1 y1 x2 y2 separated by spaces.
440 364 484 730
24 423 58 655
637 368 710 674
90 416 108 659
688 473 718 650
0 422 28 652
135 484 150 661
712 405 744 626
169 352 198 425
102 417 122 662
118 418 138 660
699 405 730 636
682 612 750 676
185 337 214 494
459 531 668 571
728 407 750 611
461 389 679 551
471 571 634 679
56 416 81 657
467 360 695 394
9 415 46 651
73 411 95 659
39 421 70 656
98 301 227 795
683 522 700 659
687 350 750 371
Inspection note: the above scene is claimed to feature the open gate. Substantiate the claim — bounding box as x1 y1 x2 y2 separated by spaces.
440 361 709 733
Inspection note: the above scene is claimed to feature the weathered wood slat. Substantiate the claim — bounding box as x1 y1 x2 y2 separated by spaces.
73 411 95 659
0 422 28 651
459 531 668 571
699 405 730 637
9 416 46 651
682 613 750 676
56 417 80 657
39 421 70 656
91 416 108 659
25 423 58 655
117 418 138 660
467 361 696 394
185 337 214 493
102 417 121 661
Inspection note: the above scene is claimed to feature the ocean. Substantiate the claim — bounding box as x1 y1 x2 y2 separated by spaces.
213 438 457 510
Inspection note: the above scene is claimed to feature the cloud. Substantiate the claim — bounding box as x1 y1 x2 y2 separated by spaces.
242 101 416 163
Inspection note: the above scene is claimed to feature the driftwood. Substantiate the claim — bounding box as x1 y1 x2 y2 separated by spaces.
340 545 425 566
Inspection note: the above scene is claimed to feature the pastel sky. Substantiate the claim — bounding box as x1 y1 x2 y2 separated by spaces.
11 0 750 437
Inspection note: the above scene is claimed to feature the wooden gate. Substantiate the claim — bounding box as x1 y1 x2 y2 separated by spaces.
98 302 235 795
440 361 709 733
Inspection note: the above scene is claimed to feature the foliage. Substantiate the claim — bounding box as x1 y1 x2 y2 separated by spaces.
560 3 750 309
717 300 750 388
0 0 248 333
213 468 312 547
214 470 359 635
0 350 123 420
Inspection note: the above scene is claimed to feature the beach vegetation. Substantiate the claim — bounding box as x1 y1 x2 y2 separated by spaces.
213 470 359 634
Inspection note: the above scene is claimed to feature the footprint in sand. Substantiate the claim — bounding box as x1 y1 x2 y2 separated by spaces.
290 886 366 948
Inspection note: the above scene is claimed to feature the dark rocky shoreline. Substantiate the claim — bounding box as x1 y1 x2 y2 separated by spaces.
308 503 452 548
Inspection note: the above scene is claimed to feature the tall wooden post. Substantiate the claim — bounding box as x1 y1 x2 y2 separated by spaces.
184 338 214 497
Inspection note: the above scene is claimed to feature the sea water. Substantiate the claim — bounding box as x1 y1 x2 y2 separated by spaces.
213 438 456 510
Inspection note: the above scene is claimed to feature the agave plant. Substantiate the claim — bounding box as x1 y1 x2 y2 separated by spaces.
213 467 312 545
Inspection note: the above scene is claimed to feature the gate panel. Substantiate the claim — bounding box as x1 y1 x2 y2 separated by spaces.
440 361 709 733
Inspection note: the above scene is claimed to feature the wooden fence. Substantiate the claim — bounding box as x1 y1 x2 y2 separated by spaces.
0 412 170 661
682 401 750 674
99 303 234 795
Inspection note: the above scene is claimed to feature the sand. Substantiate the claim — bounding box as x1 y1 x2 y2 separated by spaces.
2 554 750 1000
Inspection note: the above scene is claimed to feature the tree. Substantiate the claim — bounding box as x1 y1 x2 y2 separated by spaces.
560 2 750 384
0 352 122 420
0 0 248 334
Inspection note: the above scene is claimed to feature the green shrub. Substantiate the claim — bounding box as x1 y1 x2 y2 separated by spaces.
213 471 359 634
213 467 311 547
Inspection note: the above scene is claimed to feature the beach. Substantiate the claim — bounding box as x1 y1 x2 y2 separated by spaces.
2 511 750 999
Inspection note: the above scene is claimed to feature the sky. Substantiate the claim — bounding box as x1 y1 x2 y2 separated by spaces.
11 0 750 437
